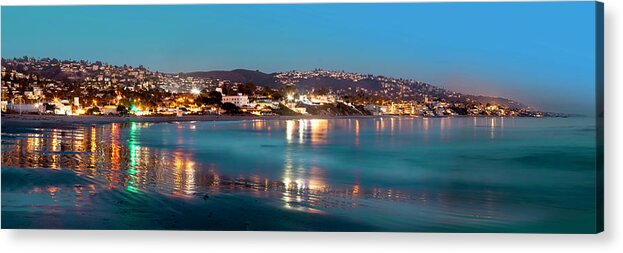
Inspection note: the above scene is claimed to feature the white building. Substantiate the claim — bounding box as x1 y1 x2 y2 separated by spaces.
7 103 41 114
309 95 336 104
222 94 249 107
364 104 384 116
52 102 73 115
254 97 280 110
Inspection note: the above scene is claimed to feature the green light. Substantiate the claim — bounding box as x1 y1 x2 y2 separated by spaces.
126 123 141 194
126 184 139 193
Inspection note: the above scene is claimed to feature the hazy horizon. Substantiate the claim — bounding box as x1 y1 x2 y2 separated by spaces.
1 3 599 114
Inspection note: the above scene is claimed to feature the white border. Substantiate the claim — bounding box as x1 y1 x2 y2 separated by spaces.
1 1 620 252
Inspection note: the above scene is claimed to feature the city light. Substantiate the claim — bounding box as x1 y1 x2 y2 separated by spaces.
2 58 546 118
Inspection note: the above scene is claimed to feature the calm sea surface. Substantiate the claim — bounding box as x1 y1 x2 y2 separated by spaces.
1 117 597 232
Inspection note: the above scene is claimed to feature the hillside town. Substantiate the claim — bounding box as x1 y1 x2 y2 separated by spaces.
1 57 553 118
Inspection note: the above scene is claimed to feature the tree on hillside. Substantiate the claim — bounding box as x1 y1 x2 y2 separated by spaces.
221 102 240 114
199 90 222 105
237 82 257 96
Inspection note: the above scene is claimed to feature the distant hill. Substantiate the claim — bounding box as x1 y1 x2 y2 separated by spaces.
0 56 531 111
181 68 528 109
292 76 384 91
182 69 280 88
462 95 528 110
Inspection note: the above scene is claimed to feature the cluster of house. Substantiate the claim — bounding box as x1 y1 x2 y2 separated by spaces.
1 89 280 117
1 58 224 100
3 97 93 115
1 84 525 117
362 97 523 117
2 58 543 118
274 69 455 102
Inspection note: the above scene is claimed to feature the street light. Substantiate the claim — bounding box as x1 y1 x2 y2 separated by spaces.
190 88 200 95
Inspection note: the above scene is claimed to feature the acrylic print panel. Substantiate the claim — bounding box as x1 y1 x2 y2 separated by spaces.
0 2 604 233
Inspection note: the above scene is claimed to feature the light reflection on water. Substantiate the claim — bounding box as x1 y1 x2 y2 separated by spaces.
3 119 480 201
4 120 392 197
1 117 598 231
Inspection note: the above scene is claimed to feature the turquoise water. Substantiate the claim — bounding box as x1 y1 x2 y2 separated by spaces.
1 117 598 232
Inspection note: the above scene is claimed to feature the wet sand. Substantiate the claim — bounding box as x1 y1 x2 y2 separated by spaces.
1 168 377 231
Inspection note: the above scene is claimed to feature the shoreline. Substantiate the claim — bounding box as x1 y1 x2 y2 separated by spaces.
0 113 382 128
0 113 576 129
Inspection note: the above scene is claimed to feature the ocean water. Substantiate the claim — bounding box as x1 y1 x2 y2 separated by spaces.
1 117 598 232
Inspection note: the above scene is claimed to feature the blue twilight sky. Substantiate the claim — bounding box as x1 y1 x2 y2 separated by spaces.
1 2 598 114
